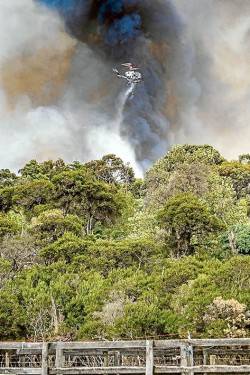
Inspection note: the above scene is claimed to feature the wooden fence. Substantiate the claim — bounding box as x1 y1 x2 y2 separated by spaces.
0 339 250 374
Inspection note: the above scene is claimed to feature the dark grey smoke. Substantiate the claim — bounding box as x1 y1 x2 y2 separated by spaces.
38 0 183 171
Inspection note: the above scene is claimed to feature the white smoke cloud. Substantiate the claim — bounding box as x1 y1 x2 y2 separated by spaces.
172 0 250 159
0 0 74 170
79 86 144 177
0 0 62 64
0 0 143 176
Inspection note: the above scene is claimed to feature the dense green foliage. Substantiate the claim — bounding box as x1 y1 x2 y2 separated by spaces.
0 148 249 340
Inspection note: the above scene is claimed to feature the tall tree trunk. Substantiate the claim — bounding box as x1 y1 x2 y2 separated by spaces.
86 212 94 235
51 293 59 335
228 230 238 254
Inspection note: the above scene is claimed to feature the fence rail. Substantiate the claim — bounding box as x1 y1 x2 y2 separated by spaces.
0 339 249 374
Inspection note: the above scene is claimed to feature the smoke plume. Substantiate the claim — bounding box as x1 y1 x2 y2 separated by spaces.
0 0 250 175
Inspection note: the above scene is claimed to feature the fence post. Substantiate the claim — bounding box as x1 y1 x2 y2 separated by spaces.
114 351 121 366
5 352 10 367
210 355 216 365
42 342 49 375
146 340 154 375
180 342 194 374
203 349 208 366
187 343 194 375
104 351 109 367
56 342 64 369
180 343 187 366
20 354 25 368
114 351 121 375
203 349 208 375
180 343 187 375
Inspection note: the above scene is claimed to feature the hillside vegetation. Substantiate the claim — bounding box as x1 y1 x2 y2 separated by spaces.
0 145 249 340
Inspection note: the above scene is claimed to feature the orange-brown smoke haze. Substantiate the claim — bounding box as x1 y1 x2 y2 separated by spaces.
2 34 75 108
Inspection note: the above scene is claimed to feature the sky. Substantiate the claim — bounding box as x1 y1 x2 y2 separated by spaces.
0 0 250 176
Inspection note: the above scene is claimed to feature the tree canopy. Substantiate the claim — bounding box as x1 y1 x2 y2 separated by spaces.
0 146 249 341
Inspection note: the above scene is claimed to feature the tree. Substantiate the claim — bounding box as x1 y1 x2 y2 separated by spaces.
29 209 83 244
239 154 250 164
201 173 247 226
148 144 224 174
0 169 17 188
0 290 26 339
0 259 12 287
0 187 14 213
0 146 249 341
145 163 211 210
0 234 39 272
14 265 66 340
144 144 224 211
19 160 43 180
23 283 55 340
158 193 225 257
125 207 161 242
115 301 164 338
234 225 250 254
81 180 122 234
40 158 69 178
204 297 250 338
211 256 250 305
19 159 70 181
171 273 220 336
84 154 135 188
52 170 123 234
77 238 161 275
40 232 87 264
52 170 88 215
199 172 248 254
0 213 20 243
216 161 250 198
166 163 209 196
76 240 131 276
12 180 54 214
220 224 250 255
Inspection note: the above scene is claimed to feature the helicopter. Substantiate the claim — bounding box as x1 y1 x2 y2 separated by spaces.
112 63 143 97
